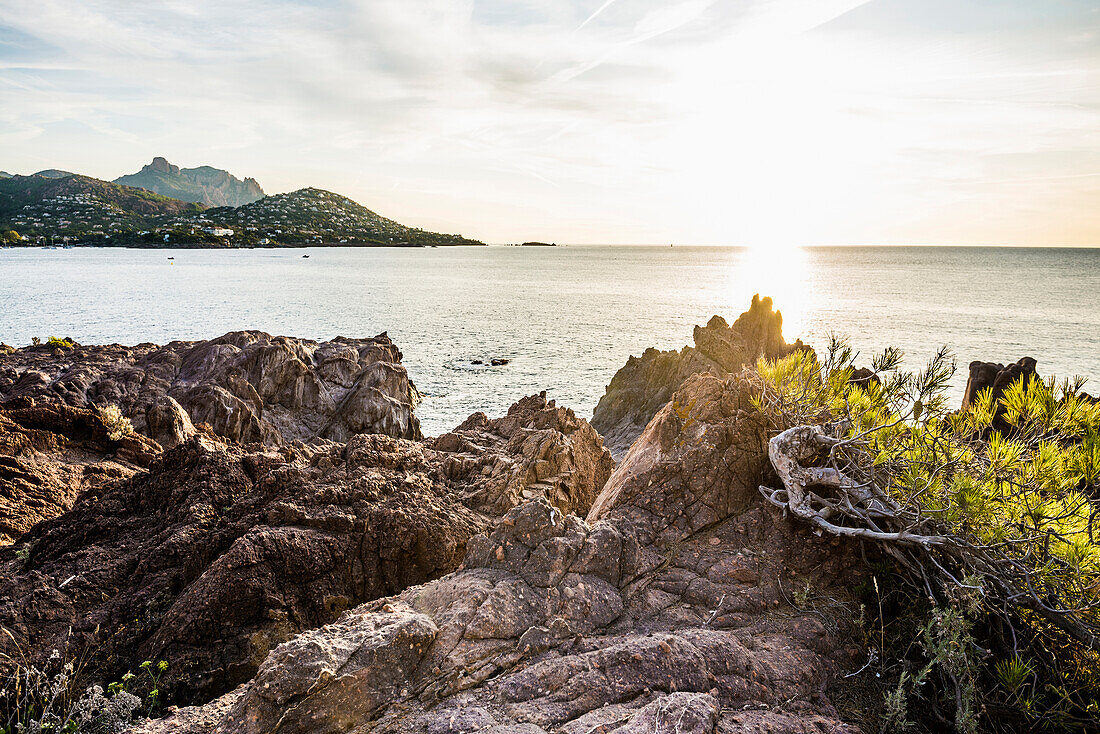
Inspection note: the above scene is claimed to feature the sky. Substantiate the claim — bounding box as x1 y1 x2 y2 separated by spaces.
1 0 1099 246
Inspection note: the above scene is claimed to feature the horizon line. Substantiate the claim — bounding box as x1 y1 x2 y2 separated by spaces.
482 243 1100 249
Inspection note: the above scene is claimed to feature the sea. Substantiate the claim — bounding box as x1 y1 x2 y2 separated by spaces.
1 245 1098 437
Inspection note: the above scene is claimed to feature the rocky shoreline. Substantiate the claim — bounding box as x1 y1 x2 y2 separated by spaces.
0 302 1075 733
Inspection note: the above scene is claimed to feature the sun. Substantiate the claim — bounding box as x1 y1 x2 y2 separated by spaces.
728 245 811 340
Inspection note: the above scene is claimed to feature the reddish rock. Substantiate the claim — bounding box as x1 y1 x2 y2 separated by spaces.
961 357 1037 411
136 372 866 733
0 397 159 545
0 393 612 707
428 392 614 518
592 295 811 456
0 331 422 446
144 395 197 449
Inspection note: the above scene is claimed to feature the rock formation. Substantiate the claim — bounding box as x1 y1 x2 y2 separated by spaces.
0 393 612 708
135 372 868 733
114 157 265 207
428 393 613 518
592 295 811 457
0 331 422 446
0 398 159 545
961 357 1038 411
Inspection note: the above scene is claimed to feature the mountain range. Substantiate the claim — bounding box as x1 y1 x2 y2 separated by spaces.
0 169 74 179
0 159 482 248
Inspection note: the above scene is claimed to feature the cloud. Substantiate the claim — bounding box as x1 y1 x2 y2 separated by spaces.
0 0 1098 244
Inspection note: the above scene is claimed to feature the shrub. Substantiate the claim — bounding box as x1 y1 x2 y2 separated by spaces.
96 405 133 442
751 339 1100 731
46 336 75 349
0 638 141 734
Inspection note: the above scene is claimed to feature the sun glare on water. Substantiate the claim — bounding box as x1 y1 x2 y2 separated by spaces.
729 245 811 340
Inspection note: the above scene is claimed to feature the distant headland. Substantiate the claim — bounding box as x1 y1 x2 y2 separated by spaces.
0 158 483 248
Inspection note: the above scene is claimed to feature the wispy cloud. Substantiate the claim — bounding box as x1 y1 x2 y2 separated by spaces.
576 0 619 31
0 0 1098 244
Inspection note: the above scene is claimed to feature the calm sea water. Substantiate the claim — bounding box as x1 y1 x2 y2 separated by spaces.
1 246 1098 436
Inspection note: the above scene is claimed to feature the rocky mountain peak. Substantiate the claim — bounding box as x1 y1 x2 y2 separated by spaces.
146 156 179 175
114 158 265 207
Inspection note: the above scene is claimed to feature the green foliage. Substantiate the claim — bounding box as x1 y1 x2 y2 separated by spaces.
994 657 1034 694
752 341 1100 731
755 343 1100 603
0 174 480 248
45 337 74 350
0 637 141 734
791 579 814 608
108 659 169 717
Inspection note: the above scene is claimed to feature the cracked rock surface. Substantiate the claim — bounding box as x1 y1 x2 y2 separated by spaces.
0 393 611 709
137 373 867 734
0 397 159 545
0 331 422 446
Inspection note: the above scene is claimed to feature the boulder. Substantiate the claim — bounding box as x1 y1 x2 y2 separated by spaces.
0 397 159 545
0 394 612 708
145 395 196 449
137 373 867 733
429 392 614 518
961 357 1038 411
592 295 810 457
0 331 422 446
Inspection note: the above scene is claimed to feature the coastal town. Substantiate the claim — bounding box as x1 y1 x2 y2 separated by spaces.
0 172 481 247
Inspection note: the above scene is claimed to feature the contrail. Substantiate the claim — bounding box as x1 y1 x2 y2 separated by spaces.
576 0 620 31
